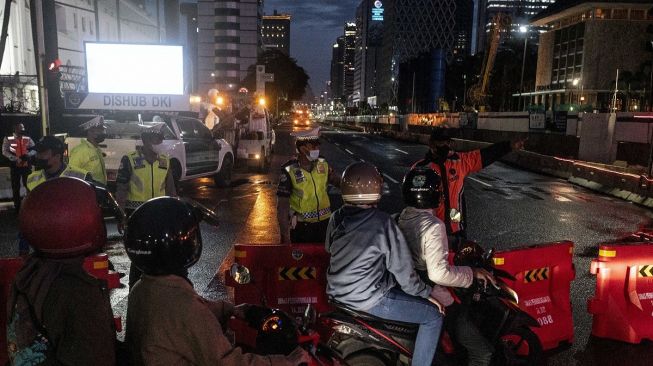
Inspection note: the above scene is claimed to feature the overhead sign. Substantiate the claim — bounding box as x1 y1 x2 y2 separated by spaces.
85 43 184 95
65 92 190 111
372 1 384 21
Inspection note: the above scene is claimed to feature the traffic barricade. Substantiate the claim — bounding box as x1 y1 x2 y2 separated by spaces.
226 243 331 347
83 253 121 290
1 257 25 365
588 242 653 343
492 241 575 350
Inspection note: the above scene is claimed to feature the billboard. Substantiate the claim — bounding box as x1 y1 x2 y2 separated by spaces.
85 43 184 95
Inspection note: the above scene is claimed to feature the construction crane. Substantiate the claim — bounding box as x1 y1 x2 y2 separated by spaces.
467 13 511 111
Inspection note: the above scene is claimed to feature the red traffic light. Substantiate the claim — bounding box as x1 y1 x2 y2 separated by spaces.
48 59 62 72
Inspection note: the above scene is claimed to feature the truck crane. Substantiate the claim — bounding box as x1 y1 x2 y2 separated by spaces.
467 13 511 111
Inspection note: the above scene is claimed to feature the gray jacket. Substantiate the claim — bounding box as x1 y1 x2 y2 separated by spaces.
325 206 431 311
398 207 473 306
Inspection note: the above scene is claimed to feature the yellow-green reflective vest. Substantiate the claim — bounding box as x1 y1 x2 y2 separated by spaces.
68 139 107 185
286 158 331 223
125 151 170 210
26 165 88 191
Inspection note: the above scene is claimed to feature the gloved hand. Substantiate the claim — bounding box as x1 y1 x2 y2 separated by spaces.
473 268 498 288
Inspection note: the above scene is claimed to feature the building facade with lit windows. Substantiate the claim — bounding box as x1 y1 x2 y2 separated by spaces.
343 22 357 103
354 0 384 105
526 0 653 112
262 11 291 55
330 36 345 101
198 0 263 95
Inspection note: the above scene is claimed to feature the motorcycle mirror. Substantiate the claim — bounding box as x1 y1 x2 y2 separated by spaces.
302 304 317 329
230 263 251 285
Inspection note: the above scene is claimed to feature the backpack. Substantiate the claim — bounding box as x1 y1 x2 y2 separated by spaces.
6 289 54 365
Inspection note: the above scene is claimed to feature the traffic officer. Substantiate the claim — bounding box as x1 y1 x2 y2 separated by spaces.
115 123 176 215
26 136 89 191
68 116 108 185
115 123 176 287
2 122 35 211
277 127 340 244
413 128 525 249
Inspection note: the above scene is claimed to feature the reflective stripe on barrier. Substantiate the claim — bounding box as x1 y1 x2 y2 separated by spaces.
588 242 653 343
1 257 25 365
226 243 330 348
492 241 575 350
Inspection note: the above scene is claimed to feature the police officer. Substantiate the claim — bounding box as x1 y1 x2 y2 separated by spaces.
69 116 108 185
413 128 525 249
277 127 340 244
26 136 88 192
115 123 176 215
2 122 35 211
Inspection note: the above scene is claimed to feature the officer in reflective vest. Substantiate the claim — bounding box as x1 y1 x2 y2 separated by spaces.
26 136 89 192
69 116 108 185
115 123 176 215
277 127 340 244
413 128 525 249
2 122 35 210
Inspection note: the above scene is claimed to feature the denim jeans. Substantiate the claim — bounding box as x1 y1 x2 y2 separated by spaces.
367 287 443 366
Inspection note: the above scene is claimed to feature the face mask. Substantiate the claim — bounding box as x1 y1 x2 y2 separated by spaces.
151 143 165 154
94 133 107 143
16 130 25 136
34 158 51 170
307 150 320 161
435 145 451 157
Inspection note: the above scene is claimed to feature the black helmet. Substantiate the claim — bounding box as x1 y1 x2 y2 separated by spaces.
124 197 218 275
402 167 442 209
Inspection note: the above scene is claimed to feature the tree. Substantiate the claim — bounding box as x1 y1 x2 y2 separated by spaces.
241 50 310 115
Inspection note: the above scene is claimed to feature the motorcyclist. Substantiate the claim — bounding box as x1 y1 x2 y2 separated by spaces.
124 196 309 365
398 167 496 366
325 162 444 366
7 177 118 365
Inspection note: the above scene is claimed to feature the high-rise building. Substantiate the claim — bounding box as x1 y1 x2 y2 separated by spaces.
262 11 291 55
454 0 474 59
354 0 385 106
378 0 456 108
330 36 345 101
198 0 263 95
343 22 357 103
475 0 555 54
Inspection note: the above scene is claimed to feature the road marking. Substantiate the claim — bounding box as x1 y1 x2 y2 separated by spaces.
554 195 572 202
335 142 341 146
345 149 354 155
382 173 399 184
468 177 492 187
394 148 409 155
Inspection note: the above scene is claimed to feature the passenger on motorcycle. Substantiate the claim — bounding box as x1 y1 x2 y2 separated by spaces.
398 167 496 366
124 197 309 365
325 162 444 366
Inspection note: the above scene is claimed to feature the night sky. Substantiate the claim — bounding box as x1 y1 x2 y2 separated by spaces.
263 0 360 97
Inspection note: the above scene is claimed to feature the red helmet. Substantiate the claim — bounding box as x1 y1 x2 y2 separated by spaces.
19 177 106 258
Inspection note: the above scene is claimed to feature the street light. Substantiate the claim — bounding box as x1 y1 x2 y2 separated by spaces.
519 26 529 111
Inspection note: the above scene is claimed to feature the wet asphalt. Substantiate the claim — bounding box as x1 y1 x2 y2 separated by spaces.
1 120 652 364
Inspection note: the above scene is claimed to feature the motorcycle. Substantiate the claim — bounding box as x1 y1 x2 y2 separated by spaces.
316 242 543 366
229 264 348 366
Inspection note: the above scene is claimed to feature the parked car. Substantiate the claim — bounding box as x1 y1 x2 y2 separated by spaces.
66 116 234 187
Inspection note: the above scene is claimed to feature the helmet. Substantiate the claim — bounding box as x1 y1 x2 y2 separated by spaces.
19 177 106 258
341 162 384 205
125 197 208 275
402 167 442 209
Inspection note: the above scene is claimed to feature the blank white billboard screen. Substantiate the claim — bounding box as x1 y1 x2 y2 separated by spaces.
86 43 184 95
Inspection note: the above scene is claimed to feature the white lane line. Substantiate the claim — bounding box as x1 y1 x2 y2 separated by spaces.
394 148 409 155
345 149 354 155
468 177 492 188
382 173 399 184
335 142 341 146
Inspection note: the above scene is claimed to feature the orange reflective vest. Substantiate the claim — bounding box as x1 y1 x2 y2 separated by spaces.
7 136 31 168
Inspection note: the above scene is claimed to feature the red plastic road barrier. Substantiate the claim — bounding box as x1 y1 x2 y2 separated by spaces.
588 242 653 343
1 257 25 365
83 254 121 290
226 243 330 347
492 241 575 350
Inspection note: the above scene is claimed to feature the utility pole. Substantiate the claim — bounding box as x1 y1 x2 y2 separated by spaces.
31 0 50 135
612 68 619 112
411 72 416 113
